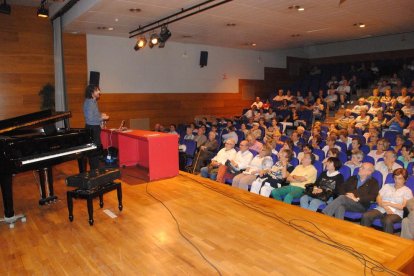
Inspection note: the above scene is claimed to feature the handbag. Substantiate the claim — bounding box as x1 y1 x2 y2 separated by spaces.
225 160 244 175
304 184 332 202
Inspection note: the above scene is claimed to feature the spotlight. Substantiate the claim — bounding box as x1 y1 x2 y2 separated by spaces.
158 25 171 48
0 0 11 15
134 37 147 51
149 33 159 48
37 0 49 18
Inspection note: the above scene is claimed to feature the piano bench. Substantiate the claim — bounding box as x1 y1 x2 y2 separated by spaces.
66 181 122 226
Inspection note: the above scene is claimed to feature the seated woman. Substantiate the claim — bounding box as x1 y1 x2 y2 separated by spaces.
368 138 390 163
361 168 413 234
271 152 318 204
397 145 414 169
380 88 393 106
297 144 318 163
367 98 383 116
232 146 273 191
344 150 364 175
386 109 408 134
322 135 341 157
346 137 363 159
393 134 406 154
312 97 324 120
370 110 388 131
322 148 340 170
300 157 344 211
250 149 294 197
353 108 371 131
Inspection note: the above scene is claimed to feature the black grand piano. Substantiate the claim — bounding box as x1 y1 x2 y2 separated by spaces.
0 109 99 227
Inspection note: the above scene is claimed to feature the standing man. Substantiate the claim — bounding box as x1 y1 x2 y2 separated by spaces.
83 84 109 170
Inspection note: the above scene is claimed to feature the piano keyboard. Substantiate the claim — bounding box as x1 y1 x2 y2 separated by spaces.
21 143 98 165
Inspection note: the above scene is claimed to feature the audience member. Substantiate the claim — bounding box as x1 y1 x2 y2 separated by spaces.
200 139 236 180
232 146 273 191
250 149 294 197
271 152 317 204
344 150 364 175
300 157 343 211
361 168 413 233
375 150 403 185
251 97 263 109
216 140 253 183
322 162 379 219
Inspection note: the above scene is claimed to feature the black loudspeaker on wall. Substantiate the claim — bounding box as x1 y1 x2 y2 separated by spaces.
89 71 100 87
199 51 208 68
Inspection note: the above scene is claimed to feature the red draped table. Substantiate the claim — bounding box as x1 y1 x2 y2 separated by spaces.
101 129 179 181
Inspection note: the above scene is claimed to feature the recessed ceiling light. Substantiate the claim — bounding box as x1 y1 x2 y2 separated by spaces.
251 43 257 47
353 23 366 28
288 5 304 11
97 26 114 31
129 8 141 13
115 18 119 22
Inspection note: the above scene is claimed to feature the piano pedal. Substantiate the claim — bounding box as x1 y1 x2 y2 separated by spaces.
0 214 26 229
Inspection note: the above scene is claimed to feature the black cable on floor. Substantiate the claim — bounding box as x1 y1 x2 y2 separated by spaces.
145 181 222 276
184 175 398 276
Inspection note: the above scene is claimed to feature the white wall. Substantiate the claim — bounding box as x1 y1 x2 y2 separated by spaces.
304 32 414 59
87 35 291 93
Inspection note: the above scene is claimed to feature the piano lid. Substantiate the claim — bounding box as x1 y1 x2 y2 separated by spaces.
0 109 71 135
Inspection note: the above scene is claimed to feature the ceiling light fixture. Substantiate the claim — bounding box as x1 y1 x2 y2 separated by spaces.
129 0 232 51
149 33 159 48
134 37 147 51
0 0 11 15
158 25 171 48
37 0 49 18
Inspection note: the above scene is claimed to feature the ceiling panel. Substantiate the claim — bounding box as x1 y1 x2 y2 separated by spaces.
7 0 414 50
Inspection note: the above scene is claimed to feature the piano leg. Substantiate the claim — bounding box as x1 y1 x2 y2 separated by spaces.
77 157 87 173
37 168 57 205
0 174 26 228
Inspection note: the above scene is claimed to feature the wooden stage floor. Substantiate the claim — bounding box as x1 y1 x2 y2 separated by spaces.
1 161 413 275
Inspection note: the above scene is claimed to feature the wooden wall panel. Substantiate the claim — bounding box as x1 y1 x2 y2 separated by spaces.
0 5 53 119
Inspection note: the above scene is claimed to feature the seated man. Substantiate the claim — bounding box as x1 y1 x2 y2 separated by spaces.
351 98 368 115
222 126 238 145
246 122 262 140
190 131 219 173
324 88 338 110
216 140 253 183
272 89 285 102
335 109 354 130
246 134 263 153
193 128 207 149
375 150 402 185
271 152 317 204
322 162 379 220
251 96 263 109
200 139 236 180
